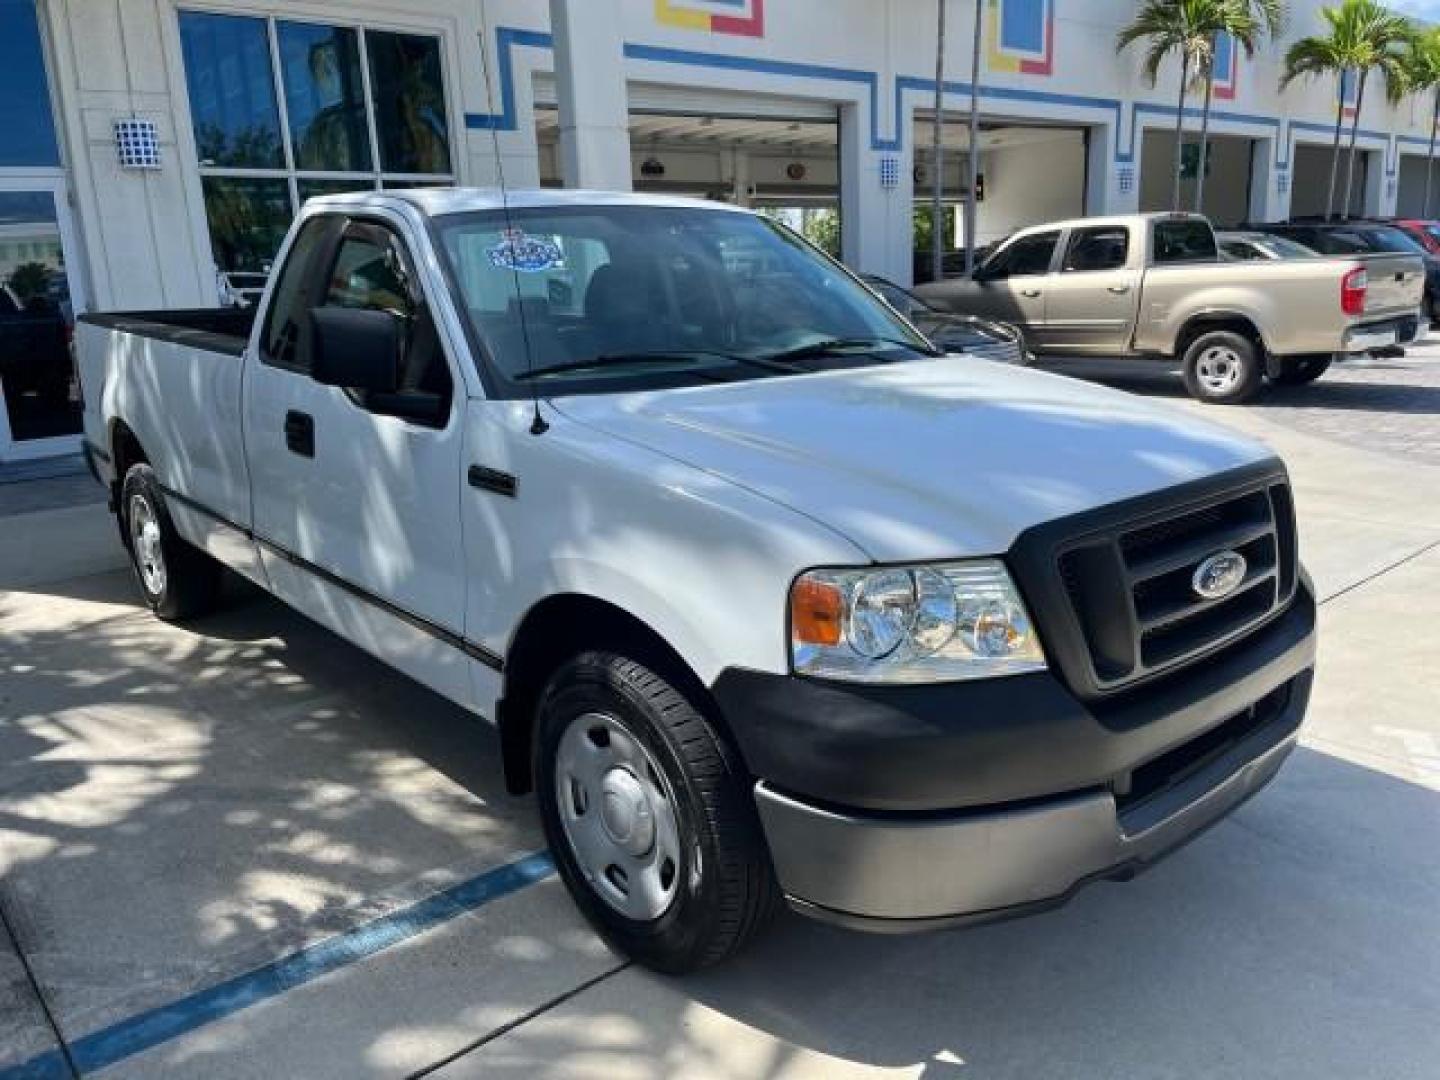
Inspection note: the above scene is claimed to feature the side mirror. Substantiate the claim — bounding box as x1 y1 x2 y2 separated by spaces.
310 307 401 394
970 264 997 283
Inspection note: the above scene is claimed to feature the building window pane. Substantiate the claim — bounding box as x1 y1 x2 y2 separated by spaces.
201 177 293 273
0 190 80 440
366 32 451 175
297 178 375 205
0 0 60 167
179 12 284 168
277 22 371 173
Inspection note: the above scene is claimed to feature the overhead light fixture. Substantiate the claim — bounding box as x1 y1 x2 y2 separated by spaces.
640 156 666 177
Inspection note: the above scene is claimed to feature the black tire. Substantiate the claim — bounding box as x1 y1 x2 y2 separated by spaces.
1180 330 1264 404
1271 354 1333 387
535 650 779 973
120 465 223 621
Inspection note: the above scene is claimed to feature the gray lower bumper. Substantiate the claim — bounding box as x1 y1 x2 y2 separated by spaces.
756 696 1301 929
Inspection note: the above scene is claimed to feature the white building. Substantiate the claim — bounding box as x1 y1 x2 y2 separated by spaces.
1 0 1435 461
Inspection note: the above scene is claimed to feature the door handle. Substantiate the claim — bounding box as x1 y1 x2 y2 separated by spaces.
1107 284 1132 294
1020 288 1042 298
284 410 315 458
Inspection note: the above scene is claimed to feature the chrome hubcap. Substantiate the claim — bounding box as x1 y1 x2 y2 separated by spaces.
555 711 681 921
128 494 166 596
1195 345 1244 394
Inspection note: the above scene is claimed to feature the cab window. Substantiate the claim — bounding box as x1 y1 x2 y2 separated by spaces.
1152 220 1218 264
1062 227 1129 272
983 231 1060 278
260 217 334 371
315 226 452 421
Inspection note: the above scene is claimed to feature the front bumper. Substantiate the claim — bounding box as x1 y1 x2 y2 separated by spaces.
714 582 1315 928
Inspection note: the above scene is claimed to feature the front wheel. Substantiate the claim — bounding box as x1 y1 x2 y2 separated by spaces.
1271 354 1333 387
535 651 779 973
1181 330 1264 404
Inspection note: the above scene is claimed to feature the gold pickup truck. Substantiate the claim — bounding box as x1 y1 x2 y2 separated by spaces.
915 213 1426 403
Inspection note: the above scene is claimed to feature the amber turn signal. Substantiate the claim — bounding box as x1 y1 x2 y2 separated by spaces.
791 576 843 646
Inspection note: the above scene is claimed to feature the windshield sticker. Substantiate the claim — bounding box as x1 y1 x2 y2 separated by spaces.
487 229 565 273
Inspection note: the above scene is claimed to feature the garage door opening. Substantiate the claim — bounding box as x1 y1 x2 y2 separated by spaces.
1395 153 1439 219
1139 130 1256 226
1287 142 1370 219
534 81 841 256
911 113 1088 282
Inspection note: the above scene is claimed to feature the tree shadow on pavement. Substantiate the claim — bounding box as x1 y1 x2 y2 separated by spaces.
0 569 553 1052
430 745 1439 1079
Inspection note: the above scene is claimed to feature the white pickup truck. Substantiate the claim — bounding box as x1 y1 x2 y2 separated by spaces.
78 190 1316 972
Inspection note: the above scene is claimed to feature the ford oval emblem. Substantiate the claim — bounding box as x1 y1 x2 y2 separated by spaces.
1192 550 1248 600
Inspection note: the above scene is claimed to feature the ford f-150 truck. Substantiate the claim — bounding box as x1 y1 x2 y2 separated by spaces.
78 190 1316 972
916 212 1425 403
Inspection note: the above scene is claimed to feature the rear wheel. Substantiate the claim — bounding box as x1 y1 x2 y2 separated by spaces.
1181 330 1264 404
535 650 779 973
1271 354 1333 387
120 465 223 621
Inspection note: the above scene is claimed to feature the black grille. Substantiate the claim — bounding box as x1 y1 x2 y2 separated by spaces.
1115 683 1292 817
1045 474 1298 695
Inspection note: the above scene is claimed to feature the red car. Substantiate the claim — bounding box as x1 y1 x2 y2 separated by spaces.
1387 218 1440 256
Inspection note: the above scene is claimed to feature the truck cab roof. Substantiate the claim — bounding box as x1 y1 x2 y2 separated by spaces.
303 187 752 219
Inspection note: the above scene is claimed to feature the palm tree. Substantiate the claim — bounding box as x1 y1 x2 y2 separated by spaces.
1118 1 1242 212
1282 1 1412 219
1402 26 1440 217
1193 1 1285 214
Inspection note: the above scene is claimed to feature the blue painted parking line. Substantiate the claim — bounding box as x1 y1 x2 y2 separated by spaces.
1 852 555 1080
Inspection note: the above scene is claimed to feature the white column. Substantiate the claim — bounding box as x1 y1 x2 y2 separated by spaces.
1247 136 1288 223
1365 144 1396 217
1086 122 1136 216
840 102 915 284
548 0 631 191
43 0 214 309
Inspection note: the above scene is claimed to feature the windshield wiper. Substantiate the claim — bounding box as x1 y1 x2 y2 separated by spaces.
513 352 730 381
757 336 941 365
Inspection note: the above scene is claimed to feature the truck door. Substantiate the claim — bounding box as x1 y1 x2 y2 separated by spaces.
244 212 472 706
1043 225 1139 354
968 230 1059 348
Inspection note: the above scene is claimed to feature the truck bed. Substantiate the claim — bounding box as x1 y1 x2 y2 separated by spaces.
79 307 256 358
77 308 257 556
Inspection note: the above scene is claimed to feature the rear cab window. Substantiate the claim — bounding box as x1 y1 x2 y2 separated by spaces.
1151 219 1218 264
261 216 337 371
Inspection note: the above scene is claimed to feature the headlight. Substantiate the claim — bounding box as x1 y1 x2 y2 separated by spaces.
789 560 1045 684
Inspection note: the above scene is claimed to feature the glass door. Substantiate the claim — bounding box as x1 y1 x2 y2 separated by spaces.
0 177 87 462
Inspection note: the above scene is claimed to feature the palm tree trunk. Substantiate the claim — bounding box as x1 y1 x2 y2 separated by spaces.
1341 70 1368 220
932 0 947 285
1172 53 1189 213
1425 91 1440 218
1325 80 1345 219
964 0 982 276
1195 66 1216 215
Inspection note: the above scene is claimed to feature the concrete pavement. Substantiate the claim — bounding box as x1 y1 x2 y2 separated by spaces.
1 359 1437 1079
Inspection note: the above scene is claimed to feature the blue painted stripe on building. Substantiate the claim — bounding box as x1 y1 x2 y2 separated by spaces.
462 23 1418 172
467 27 553 131
0 852 555 1080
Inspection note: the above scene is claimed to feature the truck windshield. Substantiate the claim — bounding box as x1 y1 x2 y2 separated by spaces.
432 205 935 396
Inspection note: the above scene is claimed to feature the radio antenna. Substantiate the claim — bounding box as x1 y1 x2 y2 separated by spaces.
477 0 548 434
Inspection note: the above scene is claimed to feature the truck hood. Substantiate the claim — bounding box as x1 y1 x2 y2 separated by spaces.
554 359 1273 561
